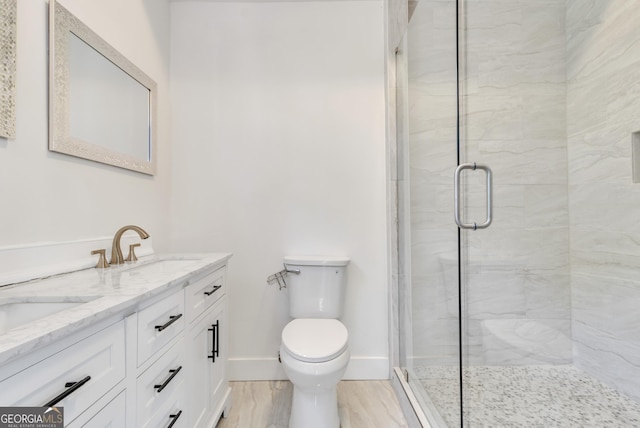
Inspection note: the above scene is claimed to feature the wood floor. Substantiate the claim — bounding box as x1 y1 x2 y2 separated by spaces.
215 380 409 428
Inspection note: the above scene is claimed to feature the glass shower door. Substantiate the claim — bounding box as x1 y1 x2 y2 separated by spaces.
401 0 640 426
458 0 572 425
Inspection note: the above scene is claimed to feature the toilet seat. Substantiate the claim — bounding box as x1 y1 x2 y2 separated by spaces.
282 319 348 363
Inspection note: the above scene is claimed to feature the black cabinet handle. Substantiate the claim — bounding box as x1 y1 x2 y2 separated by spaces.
204 285 222 296
155 314 183 332
215 320 220 360
167 410 182 428
208 320 220 363
43 376 91 407
154 366 182 393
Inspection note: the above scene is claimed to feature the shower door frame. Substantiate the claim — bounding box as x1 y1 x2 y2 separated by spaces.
396 0 463 422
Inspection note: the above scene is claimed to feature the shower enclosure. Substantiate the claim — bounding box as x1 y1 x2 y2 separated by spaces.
396 1 640 426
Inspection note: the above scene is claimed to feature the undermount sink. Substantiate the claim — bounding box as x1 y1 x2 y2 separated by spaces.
0 296 100 334
121 259 200 275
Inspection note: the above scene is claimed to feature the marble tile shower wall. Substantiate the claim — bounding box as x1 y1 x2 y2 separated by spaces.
566 0 640 401
408 0 571 366
408 0 460 366
386 0 408 369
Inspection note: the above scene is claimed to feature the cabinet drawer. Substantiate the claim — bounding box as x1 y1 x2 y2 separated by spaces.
0 320 125 425
143 387 187 428
137 340 185 428
186 266 225 323
68 390 127 428
138 289 185 366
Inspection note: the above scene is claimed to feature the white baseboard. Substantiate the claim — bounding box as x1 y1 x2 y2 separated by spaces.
228 356 390 381
228 358 287 381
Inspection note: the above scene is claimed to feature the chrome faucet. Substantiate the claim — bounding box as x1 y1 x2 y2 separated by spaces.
110 225 150 265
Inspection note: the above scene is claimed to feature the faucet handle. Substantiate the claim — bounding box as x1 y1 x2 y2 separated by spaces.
125 243 141 262
91 249 110 269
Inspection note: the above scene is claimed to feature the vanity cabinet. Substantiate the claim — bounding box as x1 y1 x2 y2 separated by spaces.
0 258 231 428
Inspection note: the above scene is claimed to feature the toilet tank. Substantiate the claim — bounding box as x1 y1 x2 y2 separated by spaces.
284 256 350 319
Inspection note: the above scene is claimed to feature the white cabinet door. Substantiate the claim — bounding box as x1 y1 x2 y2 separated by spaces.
209 301 226 415
188 307 213 428
188 297 227 428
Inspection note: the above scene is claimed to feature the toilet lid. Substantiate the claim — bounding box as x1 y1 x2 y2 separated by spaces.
281 319 348 363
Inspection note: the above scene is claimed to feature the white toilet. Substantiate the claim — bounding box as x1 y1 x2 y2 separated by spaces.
280 256 350 428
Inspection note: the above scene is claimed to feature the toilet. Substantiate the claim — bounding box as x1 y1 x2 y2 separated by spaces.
280 256 350 428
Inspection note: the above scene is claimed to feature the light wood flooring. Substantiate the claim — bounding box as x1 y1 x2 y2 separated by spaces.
215 380 409 428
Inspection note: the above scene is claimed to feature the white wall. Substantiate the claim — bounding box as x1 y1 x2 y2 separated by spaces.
0 0 172 250
170 0 389 380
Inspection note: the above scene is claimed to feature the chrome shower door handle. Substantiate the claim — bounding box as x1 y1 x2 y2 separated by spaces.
454 162 493 230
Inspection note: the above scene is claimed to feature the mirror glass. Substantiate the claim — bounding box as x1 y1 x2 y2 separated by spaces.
49 1 157 175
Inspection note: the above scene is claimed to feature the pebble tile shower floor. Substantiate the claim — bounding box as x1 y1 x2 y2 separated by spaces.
416 365 640 427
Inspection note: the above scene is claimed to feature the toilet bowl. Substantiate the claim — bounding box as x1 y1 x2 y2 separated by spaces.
280 318 350 428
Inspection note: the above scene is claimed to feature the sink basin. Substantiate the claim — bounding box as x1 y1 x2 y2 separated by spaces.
121 259 199 275
0 297 99 334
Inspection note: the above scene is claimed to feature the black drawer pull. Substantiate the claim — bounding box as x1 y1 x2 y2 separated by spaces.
43 376 91 407
204 285 222 296
155 314 183 331
208 320 220 363
167 410 182 428
154 366 182 393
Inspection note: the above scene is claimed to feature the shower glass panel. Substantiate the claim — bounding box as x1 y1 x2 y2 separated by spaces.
397 0 462 426
398 0 640 426
459 0 572 425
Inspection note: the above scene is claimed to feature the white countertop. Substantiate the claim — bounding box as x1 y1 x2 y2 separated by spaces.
0 253 232 367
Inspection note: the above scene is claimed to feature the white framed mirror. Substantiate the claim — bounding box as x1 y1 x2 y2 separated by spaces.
49 1 157 175
0 0 17 139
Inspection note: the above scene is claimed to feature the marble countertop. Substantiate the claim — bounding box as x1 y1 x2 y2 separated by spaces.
0 252 232 367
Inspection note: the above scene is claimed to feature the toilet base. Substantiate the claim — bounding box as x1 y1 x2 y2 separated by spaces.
279 340 350 428
290 385 339 428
